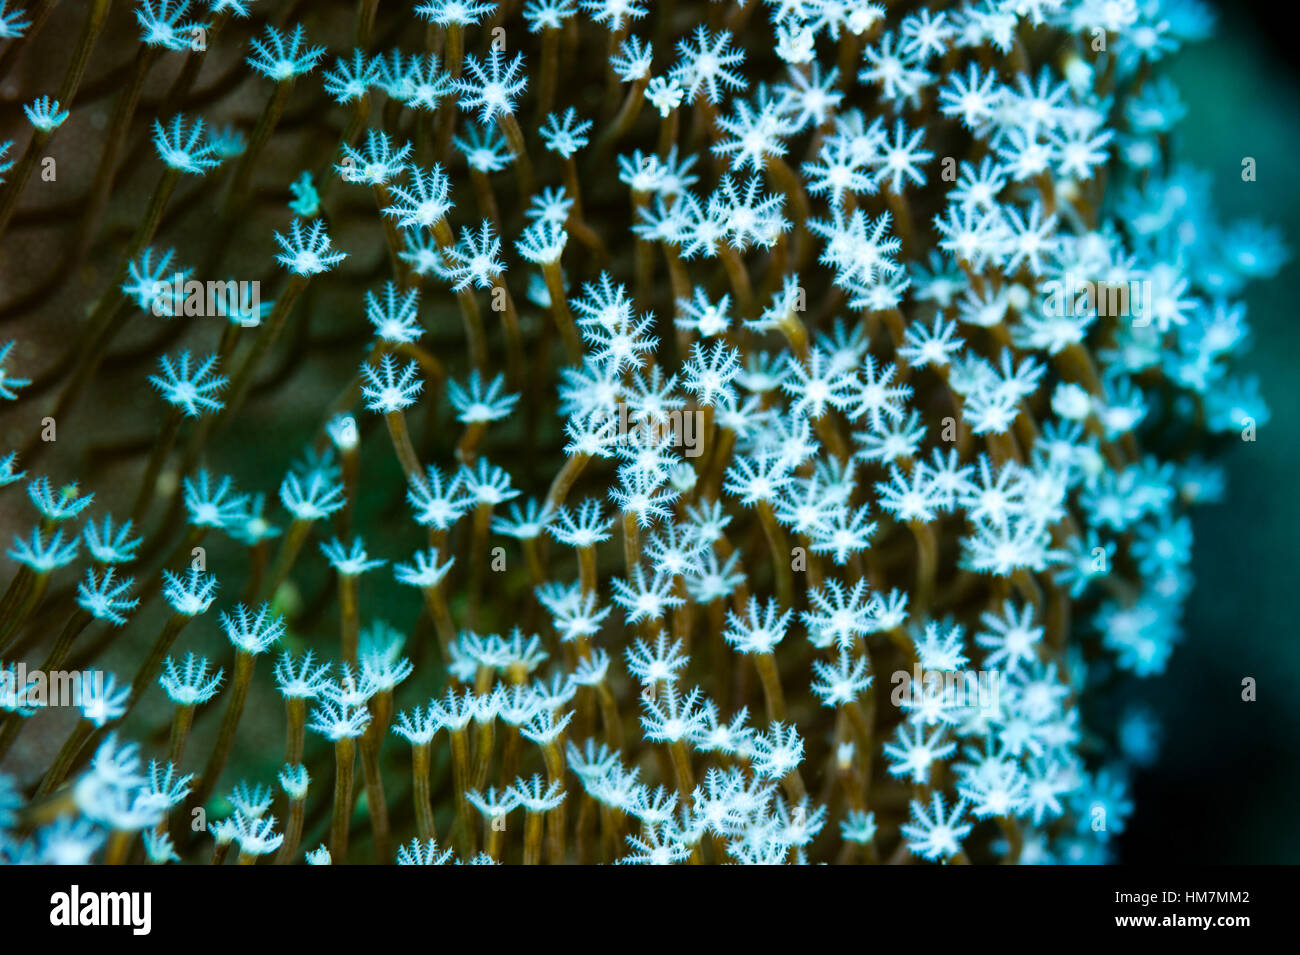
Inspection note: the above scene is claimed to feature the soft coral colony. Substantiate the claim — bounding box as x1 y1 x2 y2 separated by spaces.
0 0 1285 865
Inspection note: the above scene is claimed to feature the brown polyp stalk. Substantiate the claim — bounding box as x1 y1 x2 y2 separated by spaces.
36 718 95 798
418 577 456 659
667 739 695 797
908 519 938 619
671 578 692 645
329 735 357 861
372 183 414 284
383 408 425 487
338 571 360 665
0 568 50 649
629 188 654 304
273 791 308 865
577 545 597 596
752 650 788 722
284 695 307 768
540 738 567 863
718 243 756 316
595 679 624 749
540 258 582 361
522 807 545 865
489 806 516 861
189 648 256 811
0 564 36 637
465 500 493 629
766 154 813 266
756 499 795 611
485 278 526 385
431 218 490 370
595 73 650 160
455 419 488 463
536 27 560 120
410 741 437 843
520 535 546 589
316 97 373 205
780 765 809 805
223 78 297 217
210 839 233 866
103 829 134 865
470 716 494 790
358 688 394 862
448 727 473 855
129 408 184 525
497 110 535 196
845 692 874 790
544 450 590 514
166 702 195 767
354 0 380 47
122 611 192 717
215 272 311 430
262 517 314 605
561 157 609 264
620 510 640 575
657 107 679 156
0 608 92 760
74 44 161 257
468 165 503 226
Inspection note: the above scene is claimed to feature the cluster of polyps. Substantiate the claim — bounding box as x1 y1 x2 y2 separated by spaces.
0 0 1284 865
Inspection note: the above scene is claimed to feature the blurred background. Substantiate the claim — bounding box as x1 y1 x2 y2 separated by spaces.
1119 1 1300 864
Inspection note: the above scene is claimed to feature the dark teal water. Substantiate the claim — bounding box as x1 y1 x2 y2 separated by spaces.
1123 8 1300 864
